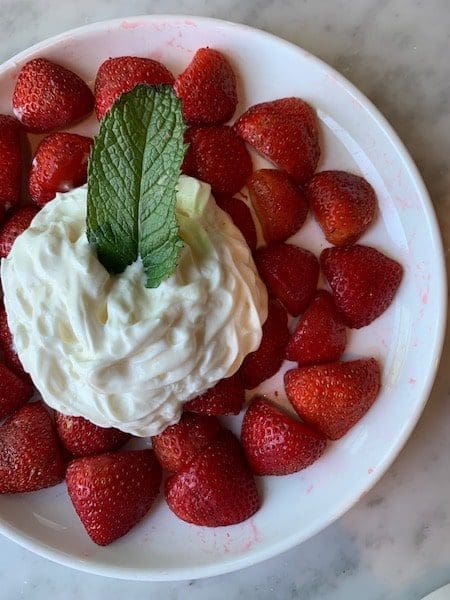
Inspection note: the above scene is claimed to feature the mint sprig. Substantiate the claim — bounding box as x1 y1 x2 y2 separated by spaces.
86 84 187 288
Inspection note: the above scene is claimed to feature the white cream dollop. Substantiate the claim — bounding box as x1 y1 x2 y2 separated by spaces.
1 176 267 436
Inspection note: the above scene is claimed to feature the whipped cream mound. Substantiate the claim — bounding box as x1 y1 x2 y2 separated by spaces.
1 176 267 436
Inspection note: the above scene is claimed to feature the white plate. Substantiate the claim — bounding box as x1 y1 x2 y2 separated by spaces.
0 15 446 581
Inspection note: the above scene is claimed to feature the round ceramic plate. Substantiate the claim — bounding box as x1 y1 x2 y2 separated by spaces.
0 15 446 581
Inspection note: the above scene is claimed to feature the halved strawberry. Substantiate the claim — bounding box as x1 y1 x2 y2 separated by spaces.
320 245 403 328
184 373 245 416
241 396 326 475
285 359 381 440
66 449 162 545
29 133 93 206
0 304 30 382
215 196 257 251
55 413 130 458
174 48 237 126
286 290 346 365
183 126 252 196
0 206 39 258
13 58 94 133
235 97 320 183
165 430 260 526
0 362 33 420
247 169 308 243
305 170 377 246
0 402 65 493
0 115 24 212
94 56 174 120
152 412 222 472
254 243 319 316
240 300 289 389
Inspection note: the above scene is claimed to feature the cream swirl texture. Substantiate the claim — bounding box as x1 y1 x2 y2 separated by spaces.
1 176 267 436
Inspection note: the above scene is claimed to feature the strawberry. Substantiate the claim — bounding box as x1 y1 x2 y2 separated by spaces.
305 170 377 246
0 362 33 420
94 56 174 120
0 402 65 493
55 413 130 458
247 169 308 243
66 449 162 545
320 245 403 328
285 358 381 440
215 196 257 251
286 290 346 365
12 58 94 133
165 430 260 526
0 115 24 212
254 243 319 316
152 412 222 472
241 396 326 475
183 126 252 196
0 206 39 258
174 48 238 126
240 300 289 389
0 304 30 382
184 373 245 416
29 133 93 206
235 97 320 183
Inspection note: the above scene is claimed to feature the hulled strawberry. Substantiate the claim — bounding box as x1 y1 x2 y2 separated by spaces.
320 245 403 328
235 97 320 183
305 170 377 246
0 206 39 258
285 359 381 439
0 362 33 420
241 396 326 475
286 290 346 365
165 430 260 526
247 169 308 243
0 115 24 211
0 402 65 493
174 48 238 125
94 56 174 120
254 243 319 316
0 304 30 381
13 58 94 133
66 449 162 545
184 373 245 416
215 196 257 251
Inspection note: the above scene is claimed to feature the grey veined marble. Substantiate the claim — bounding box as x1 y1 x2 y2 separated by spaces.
0 1 449 599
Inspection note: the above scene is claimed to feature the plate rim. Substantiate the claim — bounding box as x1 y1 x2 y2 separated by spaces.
0 13 446 581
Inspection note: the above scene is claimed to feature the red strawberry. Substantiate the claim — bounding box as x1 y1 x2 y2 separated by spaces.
0 304 30 382
285 359 381 440
240 300 289 389
0 115 24 212
286 290 346 365
174 48 238 126
305 170 377 246
55 413 130 458
247 169 308 243
215 196 257 251
254 243 319 316
320 245 403 328
0 362 33 420
183 126 252 196
235 97 320 183
0 402 65 493
152 412 222 472
0 206 39 258
29 133 93 206
12 58 94 133
241 396 326 475
184 373 245 416
165 430 259 526
66 449 162 545
94 56 174 120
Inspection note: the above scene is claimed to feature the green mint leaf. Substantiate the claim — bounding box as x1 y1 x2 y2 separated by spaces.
86 84 187 288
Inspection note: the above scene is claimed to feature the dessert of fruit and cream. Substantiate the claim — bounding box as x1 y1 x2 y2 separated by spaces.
1 175 268 436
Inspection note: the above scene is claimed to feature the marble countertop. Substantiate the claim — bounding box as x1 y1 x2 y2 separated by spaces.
1 0 449 598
